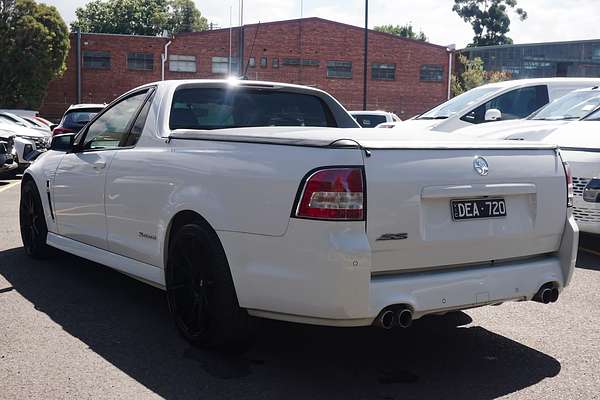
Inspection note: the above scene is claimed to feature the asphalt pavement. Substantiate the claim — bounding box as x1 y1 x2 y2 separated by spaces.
1 175 599 399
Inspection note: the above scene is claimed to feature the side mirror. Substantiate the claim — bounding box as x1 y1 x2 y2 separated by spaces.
484 108 502 122
50 133 76 152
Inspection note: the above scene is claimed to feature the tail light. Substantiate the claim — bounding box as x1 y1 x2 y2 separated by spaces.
52 127 73 136
561 159 574 207
294 167 365 221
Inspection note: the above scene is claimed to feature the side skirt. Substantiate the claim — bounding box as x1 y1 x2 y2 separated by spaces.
46 232 166 289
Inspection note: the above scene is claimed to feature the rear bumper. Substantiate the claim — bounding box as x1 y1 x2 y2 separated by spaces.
224 216 578 327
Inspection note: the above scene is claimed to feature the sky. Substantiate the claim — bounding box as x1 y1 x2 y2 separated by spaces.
46 0 600 48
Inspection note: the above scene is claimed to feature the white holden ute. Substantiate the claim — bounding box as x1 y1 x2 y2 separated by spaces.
20 80 578 349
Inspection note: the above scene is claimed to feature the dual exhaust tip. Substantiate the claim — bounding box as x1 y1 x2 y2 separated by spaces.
375 306 413 329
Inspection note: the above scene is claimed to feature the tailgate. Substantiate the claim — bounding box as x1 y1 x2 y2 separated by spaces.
364 148 567 273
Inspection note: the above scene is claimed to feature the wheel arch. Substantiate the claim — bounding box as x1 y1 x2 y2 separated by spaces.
163 210 225 272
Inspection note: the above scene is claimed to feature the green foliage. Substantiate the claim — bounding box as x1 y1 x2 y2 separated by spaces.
452 0 527 46
167 0 208 34
71 0 208 36
451 54 511 96
374 23 428 42
0 0 70 109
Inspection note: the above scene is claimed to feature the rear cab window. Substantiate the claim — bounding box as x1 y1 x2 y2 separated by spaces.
353 114 387 128
461 85 549 124
63 109 103 130
169 87 338 130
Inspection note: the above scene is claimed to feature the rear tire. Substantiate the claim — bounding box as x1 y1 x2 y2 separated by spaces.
19 180 51 259
166 221 253 351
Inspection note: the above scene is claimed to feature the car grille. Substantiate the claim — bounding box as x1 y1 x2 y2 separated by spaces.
572 177 590 196
32 137 48 150
572 176 600 224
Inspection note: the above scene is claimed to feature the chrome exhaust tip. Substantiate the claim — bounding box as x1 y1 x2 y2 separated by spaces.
539 288 553 304
375 310 395 329
397 308 413 328
548 288 559 303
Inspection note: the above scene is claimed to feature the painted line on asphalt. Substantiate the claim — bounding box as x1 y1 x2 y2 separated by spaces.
0 181 20 193
580 247 600 257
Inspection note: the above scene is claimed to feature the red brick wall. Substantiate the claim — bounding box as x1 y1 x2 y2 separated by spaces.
40 18 450 121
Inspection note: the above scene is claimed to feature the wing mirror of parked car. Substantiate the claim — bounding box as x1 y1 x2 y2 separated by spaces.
50 133 76 152
484 108 502 122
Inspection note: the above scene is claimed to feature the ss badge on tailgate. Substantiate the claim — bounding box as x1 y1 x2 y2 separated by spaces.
377 233 408 241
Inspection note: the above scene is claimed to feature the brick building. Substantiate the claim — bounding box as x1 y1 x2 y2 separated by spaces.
41 17 451 121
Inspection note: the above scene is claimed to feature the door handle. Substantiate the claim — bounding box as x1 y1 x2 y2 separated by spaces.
93 161 106 170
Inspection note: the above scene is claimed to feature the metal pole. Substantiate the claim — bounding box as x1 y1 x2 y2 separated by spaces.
76 27 81 104
229 6 232 75
363 0 368 111
239 0 244 76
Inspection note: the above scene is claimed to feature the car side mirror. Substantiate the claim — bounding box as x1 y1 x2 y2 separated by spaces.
50 133 76 152
484 109 502 122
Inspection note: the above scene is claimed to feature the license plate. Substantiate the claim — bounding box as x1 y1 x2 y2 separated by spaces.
451 198 507 221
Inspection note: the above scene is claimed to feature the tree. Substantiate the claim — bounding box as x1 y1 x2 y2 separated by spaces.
0 0 70 109
374 23 428 42
451 55 511 96
71 0 208 36
452 0 527 47
167 0 208 34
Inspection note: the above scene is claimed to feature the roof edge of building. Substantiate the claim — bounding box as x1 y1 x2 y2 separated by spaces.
168 17 451 51
460 37 600 52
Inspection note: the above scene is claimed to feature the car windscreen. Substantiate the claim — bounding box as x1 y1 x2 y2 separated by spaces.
63 109 102 130
352 114 387 128
418 86 498 119
169 87 337 130
583 107 600 121
530 90 600 121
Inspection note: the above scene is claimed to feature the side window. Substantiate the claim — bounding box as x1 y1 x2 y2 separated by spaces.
83 91 148 150
123 92 154 147
462 85 549 124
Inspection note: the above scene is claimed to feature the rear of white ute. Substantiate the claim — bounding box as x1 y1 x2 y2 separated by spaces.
250 145 578 328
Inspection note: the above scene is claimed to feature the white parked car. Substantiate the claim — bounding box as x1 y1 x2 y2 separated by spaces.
350 110 401 128
399 78 600 133
455 86 600 140
0 129 18 176
0 114 50 169
532 109 600 234
21 80 578 349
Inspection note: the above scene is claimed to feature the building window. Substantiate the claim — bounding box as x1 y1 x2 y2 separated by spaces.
302 59 320 67
260 57 268 68
83 51 111 69
248 57 256 68
170 55 196 73
372 63 396 80
127 52 153 71
282 58 300 66
420 64 444 81
272 58 279 68
212 56 230 74
327 61 352 79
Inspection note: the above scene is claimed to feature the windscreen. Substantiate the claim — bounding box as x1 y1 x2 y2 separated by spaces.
169 87 337 130
352 114 387 128
63 109 102 130
418 86 498 119
583 107 600 121
531 90 600 121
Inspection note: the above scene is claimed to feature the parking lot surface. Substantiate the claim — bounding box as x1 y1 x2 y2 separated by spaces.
1 175 599 400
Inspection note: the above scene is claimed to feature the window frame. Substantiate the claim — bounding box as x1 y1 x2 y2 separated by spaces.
83 50 111 70
75 87 156 152
169 54 197 73
326 61 352 79
127 52 154 71
260 56 268 68
372 63 396 81
420 64 444 82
